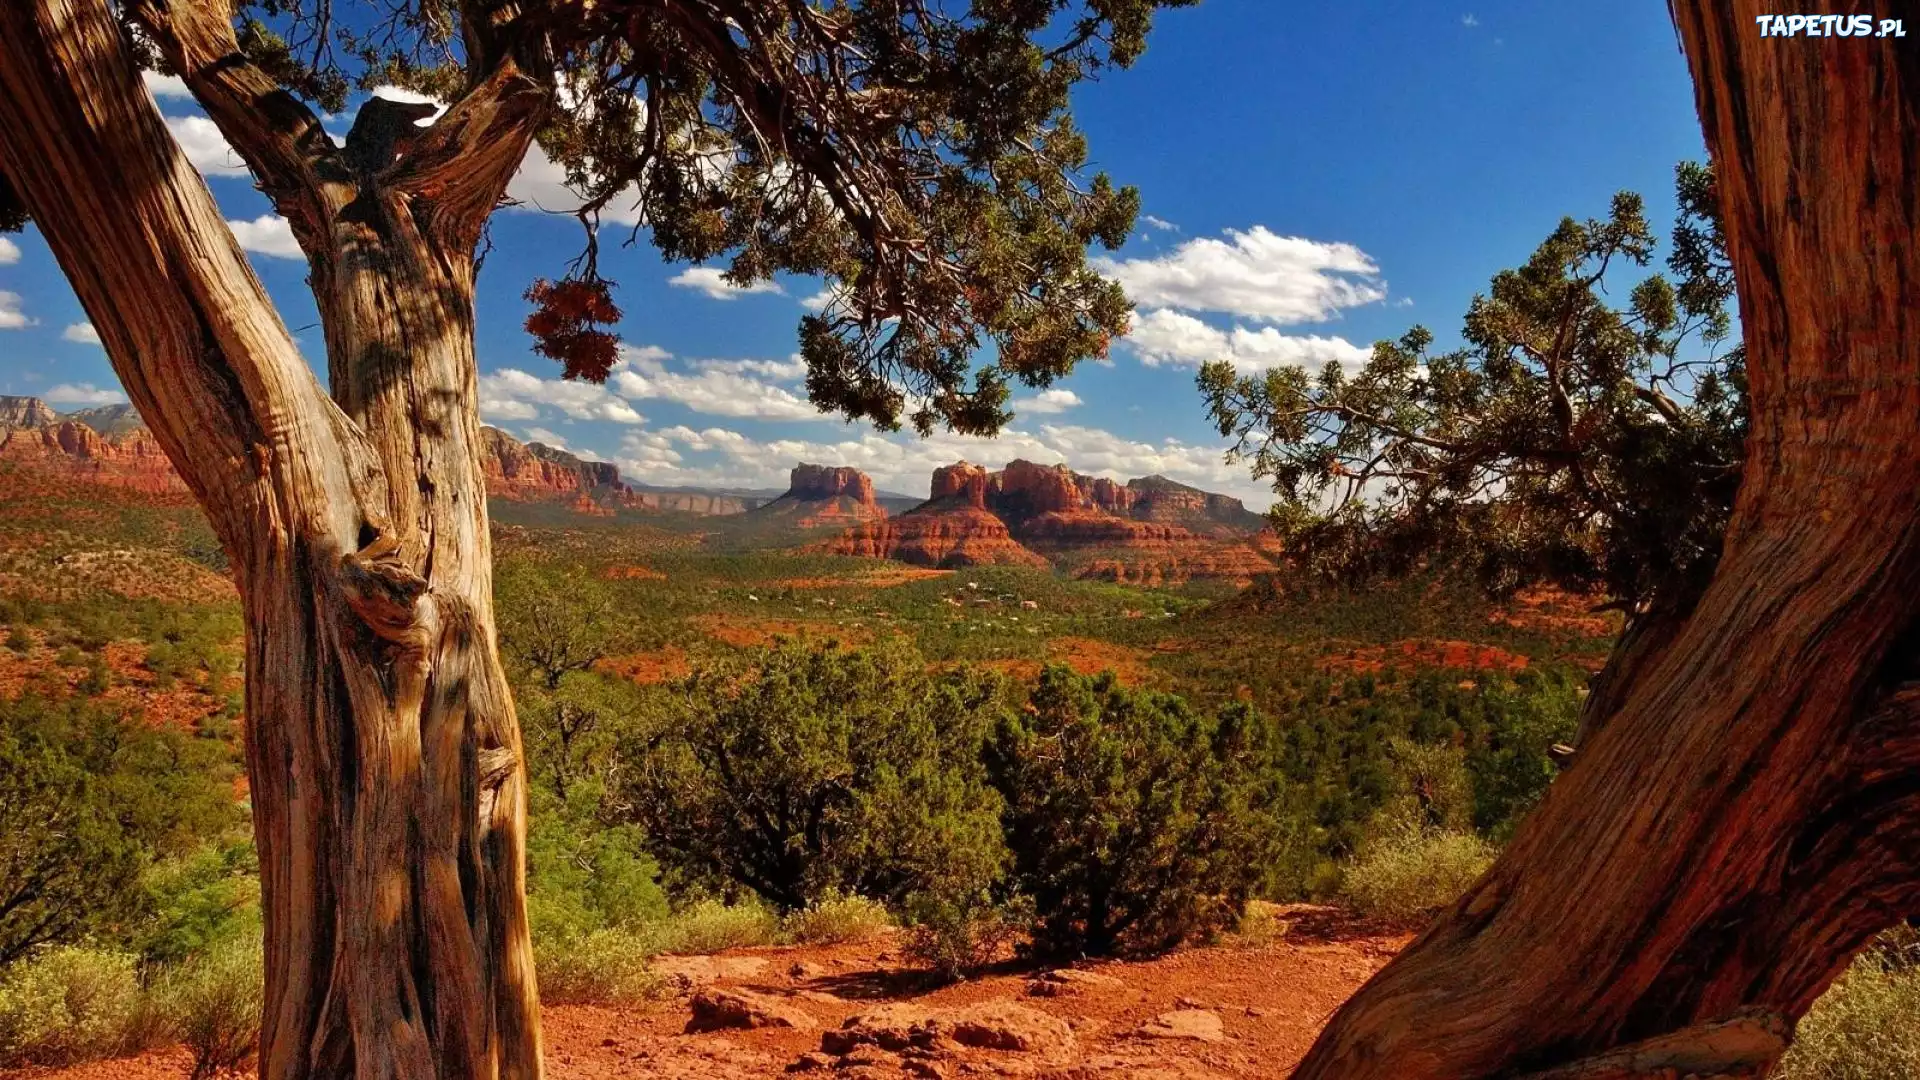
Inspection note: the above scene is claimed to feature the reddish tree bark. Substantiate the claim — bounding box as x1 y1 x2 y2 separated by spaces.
1295 3 1920 1076
0 1 548 1075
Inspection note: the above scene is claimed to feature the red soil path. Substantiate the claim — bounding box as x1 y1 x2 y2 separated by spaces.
2 909 1406 1080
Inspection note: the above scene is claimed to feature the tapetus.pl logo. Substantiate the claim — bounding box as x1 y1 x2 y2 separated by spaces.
1755 14 1906 37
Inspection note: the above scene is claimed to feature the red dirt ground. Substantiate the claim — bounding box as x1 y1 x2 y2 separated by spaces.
2 908 1406 1080
1321 639 1532 676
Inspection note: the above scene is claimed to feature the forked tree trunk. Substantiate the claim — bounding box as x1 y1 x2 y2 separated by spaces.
0 1 547 1076
1295 3 1920 1077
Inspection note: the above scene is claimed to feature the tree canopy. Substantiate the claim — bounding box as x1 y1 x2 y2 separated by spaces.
21 0 1201 437
1202 163 1745 616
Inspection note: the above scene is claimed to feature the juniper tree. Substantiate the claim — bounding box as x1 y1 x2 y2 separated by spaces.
0 1 1185 1073
1293 5 1920 1075
1203 162 1744 743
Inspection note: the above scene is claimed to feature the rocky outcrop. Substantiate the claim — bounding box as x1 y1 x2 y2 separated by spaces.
478 427 756 515
0 398 765 516
0 412 187 496
0 396 58 429
751 464 887 526
827 459 1276 583
830 505 1049 569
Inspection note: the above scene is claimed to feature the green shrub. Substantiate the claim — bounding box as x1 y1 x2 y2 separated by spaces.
0 945 145 1066
1339 825 1495 921
152 932 263 1080
626 640 1010 913
988 667 1284 957
0 695 245 965
783 891 894 946
534 929 663 1005
525 814 669 946
901 892 1029 982
648 898 783 956
135 840 260 968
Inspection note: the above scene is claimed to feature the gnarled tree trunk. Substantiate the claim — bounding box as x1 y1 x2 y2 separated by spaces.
0 1 549 1076
1295 3 1920 1077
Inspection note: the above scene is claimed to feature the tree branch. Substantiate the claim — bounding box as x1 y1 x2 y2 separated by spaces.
382 57 552 249
125 0 344 254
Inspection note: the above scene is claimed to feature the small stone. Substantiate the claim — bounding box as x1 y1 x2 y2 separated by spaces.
940 1001 1076 1056
786 1051 835 1072
686 988 818 1033
1027 968 1125 997
1133 1009 1225 1044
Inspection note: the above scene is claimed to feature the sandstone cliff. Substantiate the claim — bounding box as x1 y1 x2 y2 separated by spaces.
826 459 1277 583
750 464 887 527
0 398 763 517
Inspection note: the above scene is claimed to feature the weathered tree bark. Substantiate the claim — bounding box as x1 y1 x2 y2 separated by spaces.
0 1 550 1076
1294 3 1920 1077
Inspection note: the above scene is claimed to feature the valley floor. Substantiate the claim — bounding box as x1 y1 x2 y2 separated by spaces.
0 908 1406 1080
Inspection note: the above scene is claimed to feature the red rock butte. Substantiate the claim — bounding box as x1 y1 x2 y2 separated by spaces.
826 459 1278 585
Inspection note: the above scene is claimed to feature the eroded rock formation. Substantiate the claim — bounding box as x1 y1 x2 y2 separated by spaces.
751 464 887 526
827 459 1277 582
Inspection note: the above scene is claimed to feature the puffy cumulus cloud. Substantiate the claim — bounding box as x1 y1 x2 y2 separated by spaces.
165 115 250 178
478 345 826 428
0 291 32 330
610 345 822 420
227 215 303 259
669 267 785 301
1013 388 1082 415
0 237 19 266
1098 226 1386 324
611 419 1271 508
44 382 127 406
143 71 195 99
479 368 646 425
62 322 101 345
1127 308 1371 374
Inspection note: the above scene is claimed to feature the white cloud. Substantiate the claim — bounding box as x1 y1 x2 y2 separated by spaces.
44 382 127 406
227 215 303 259
165 115 250 178
610 348 822 421
0 237 19 266
669 267 785 301
1098 226 1386 324
800 286 837 312
143 71 194 100
1013 388 1083 415
692 354 808 382
1141 215 1178 232
0 291 31 330
1462 13 1480 27
1126 307 1371 374
479 368 645 424
62 322 100 344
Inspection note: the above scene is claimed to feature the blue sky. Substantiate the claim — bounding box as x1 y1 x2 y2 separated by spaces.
0 2 1708 505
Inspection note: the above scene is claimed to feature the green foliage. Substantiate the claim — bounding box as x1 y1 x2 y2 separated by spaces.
901 891 1031 983
0 695 244 966
782 891 894 947
1202 163 1744 613
151 931 264 1080
525 812 670 947
533 929 663 1006
988 668 1284 957
1776 945 1920 1080
646 899 783 956
134 840 261 968
625 640 1010 913
0 945 146 1067
1338 825 1496 922
185 0 1193 435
